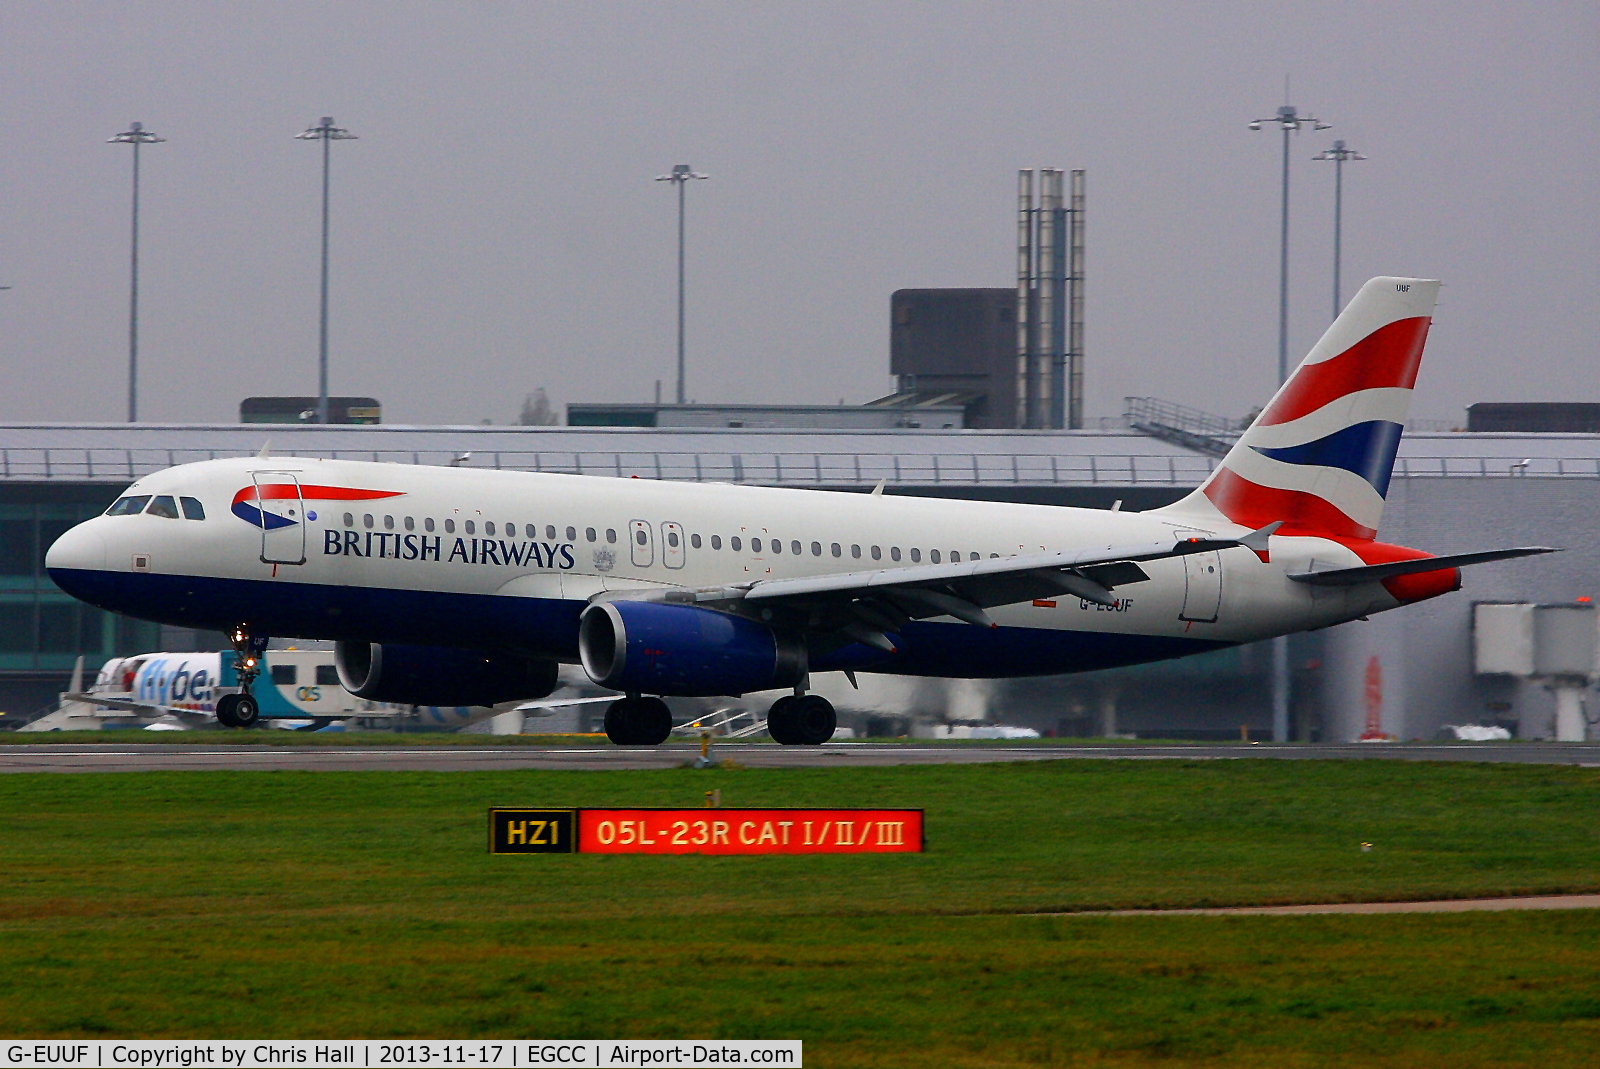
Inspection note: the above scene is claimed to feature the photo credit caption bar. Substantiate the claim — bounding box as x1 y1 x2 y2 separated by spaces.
1 1040 801 1067
489 808 923 855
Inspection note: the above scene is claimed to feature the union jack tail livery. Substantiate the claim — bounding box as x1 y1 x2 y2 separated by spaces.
1164 276 1440 539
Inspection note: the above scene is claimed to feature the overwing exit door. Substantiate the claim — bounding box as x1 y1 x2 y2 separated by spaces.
252 472 307 565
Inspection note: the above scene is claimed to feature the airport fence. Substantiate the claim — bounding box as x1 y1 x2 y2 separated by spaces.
0 448 1596 487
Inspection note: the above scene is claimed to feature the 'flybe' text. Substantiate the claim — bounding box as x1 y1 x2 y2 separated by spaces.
323 530 576 569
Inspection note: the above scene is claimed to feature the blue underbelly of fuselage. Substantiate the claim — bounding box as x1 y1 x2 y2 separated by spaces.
47 567 1231 681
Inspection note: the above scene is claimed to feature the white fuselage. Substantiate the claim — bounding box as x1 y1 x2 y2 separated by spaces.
46 456 1400 684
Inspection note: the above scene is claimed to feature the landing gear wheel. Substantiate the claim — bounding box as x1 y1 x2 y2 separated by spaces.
232 694 260 728
215 693 260 729
766 695 798 744
791 694 837 745
604 696 673 746
633 697 672 746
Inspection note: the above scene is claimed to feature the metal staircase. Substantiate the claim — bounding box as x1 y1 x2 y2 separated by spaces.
1123 397 1240 458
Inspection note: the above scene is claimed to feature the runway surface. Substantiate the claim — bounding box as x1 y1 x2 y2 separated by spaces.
2 740 1597 773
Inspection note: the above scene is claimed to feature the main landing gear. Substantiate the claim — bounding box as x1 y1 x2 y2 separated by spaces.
604 694 673 746
216 627 265 729
767 692 836 746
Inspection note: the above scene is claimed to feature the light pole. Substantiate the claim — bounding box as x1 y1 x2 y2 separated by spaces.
1249 104 1330 383
296 117 358 425
108 121 164 422
1313 140 1366 320
654 163 708 406
1249 100 1328 746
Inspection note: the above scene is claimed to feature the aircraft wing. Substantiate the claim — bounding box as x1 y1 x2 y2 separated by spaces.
602 523 1280 653
60 693 213 721
513 695 617 718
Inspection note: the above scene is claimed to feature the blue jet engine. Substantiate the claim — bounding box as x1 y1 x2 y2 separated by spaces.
578 601 805 697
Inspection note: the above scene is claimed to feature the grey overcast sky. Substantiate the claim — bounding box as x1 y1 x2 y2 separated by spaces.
0 1 1594 426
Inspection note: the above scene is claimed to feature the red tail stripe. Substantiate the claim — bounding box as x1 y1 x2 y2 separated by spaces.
1259 317 1432 427
1201 468 1374 540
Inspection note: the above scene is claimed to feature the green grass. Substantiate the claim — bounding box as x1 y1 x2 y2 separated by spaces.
1 761 1597 1065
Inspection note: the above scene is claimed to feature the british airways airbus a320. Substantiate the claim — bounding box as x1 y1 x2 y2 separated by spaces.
45 278 1549 744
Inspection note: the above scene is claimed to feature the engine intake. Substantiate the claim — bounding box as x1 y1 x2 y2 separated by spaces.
578 601 805 697
335 642 558 707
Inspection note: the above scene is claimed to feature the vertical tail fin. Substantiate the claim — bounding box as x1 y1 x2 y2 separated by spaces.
1159 276 1440 539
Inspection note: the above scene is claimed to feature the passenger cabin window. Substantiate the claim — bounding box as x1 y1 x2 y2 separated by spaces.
444 519 456 533
871 546 882 561
812 542 822 556
180 497 205 521
315 665 340 686
270 664 296 685
792 541 802 556
424 518 435 533
831 543 841 557
606 529 617 544
691 533 702 549
667 530 680 548
911 548 922 563
146 496 181 520
404 516 415 532
505 523 516 537
383 515 395 530
485 522 495 536
851 544 861 559
711 535 722 550
344 513 354 527
752 538 763 553
929 550 940 564
566 526 576 541
547 525 558 540
890 547 901 562
731 536 742 551
586 527 596 542
105 496 151 517
363 514 374 529
465 521 475 535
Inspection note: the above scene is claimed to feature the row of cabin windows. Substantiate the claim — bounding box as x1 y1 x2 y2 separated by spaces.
688 534 988 564
105 495 206 520
342 513 618 544
338 512 994 566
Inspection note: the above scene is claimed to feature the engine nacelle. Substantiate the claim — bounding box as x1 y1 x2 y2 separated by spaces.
578 601 805 697
335 642 559 707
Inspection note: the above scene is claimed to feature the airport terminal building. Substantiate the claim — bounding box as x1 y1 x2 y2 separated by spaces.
0 421 1594 739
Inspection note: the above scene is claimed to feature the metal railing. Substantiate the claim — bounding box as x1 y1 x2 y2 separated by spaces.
0 447 1594 487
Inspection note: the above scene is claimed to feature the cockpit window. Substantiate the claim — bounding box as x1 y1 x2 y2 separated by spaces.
180 497 206 520
106 496 151 516
146 496 181 519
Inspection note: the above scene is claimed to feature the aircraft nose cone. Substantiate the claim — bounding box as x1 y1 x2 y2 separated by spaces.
45 521 107 573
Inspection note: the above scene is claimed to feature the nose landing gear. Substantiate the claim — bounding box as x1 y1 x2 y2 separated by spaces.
216 627 266 729
604 694 673 746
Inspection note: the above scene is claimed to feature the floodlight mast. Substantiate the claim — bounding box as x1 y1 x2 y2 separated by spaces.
108 122 165 423
655 164 708 406
1313 140 1367 320
1249 97 1329 747
1248 104 1331 384
295 117 358 425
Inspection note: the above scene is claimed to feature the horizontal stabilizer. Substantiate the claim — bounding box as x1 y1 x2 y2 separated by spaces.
1288 547 1557 587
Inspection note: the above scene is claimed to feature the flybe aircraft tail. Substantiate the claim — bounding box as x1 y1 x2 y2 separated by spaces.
1159 276 1441 539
